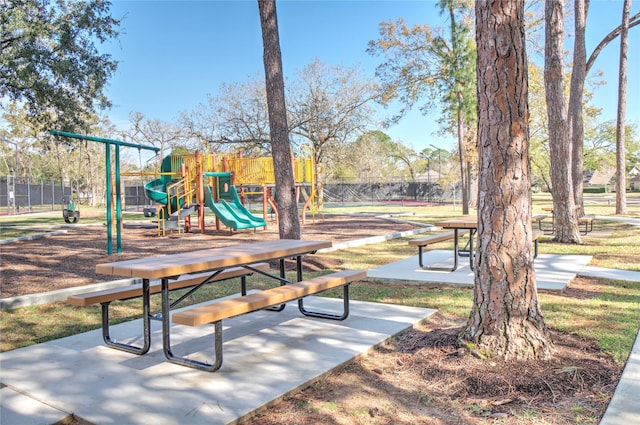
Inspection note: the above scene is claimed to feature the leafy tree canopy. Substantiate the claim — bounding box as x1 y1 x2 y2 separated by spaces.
1 0 120 131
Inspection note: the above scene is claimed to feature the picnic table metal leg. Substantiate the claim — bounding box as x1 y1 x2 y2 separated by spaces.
264 259 288 312
100 278 151 355
469 230 475 271
418 246 425 268
451 229 459 271
161 277 223 372
299 284 350 320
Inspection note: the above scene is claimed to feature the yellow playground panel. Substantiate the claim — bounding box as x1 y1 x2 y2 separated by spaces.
162 146 319 232
168 147 315 186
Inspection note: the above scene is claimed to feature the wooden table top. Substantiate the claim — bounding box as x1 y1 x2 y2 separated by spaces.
435 217 478 230
95 239 332 279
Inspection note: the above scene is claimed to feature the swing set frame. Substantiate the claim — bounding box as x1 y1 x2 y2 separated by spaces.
49 130 160 254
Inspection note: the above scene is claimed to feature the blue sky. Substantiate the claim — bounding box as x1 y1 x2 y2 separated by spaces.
103 0 639 154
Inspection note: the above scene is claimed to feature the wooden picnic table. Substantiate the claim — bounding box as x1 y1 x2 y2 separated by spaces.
434 217 545 271
434 217 478 271
94 239 333 365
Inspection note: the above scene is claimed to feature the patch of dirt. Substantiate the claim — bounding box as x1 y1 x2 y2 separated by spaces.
2 214 623 424
247 313 620 425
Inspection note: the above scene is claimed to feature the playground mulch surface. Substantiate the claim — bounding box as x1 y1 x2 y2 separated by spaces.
1 213 417 298
1 214 622 424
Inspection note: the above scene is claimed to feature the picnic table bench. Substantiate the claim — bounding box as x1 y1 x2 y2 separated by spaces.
171 269 366 371
542 207 595 235
532 214 551 233
84 239 365 372
68 263 270 355
578 214 596 235
409 230 470 270
410 220 545 271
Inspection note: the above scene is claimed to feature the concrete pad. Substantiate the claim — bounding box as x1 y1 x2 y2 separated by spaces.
599 330 640 425
0 297 435 425
0 386 70 425
579 266 640 283
366 250 592 292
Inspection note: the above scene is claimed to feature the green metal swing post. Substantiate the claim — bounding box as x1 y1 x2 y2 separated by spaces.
49 130 160 254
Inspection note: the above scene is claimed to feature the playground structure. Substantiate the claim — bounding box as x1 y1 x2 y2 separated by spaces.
144 146 318 235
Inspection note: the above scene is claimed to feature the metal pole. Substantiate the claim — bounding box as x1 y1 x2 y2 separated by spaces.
427 158 431 203
105 144 112 255
115 146 122 253
429 144 441 183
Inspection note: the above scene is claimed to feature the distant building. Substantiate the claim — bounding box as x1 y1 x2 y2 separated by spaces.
414 170 441 183
587 166 615 187
630 165 640 190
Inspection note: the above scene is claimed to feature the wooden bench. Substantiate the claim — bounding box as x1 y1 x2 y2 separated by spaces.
578 214 595 235
409 230 469 269
68 263 270 355
169 269 366 372
532 214 550 232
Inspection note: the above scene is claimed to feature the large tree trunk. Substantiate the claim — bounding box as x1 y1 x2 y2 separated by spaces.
615 0 630 215
258 0 301 239
545 0 581 243
464 0 553 361
569 0 589 217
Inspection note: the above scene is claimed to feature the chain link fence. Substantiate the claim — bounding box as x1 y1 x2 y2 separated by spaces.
1 176 71 214
1 175 460 215
321 180 455 204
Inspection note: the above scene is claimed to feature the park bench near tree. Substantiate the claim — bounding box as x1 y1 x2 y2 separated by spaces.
410 227 545 271
578 214 596 234
541 207 596 235
408 230 470 270
532 213 551 233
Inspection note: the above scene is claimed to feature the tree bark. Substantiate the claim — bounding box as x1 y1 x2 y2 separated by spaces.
464 0 553 361
615 0 630 215
545 0 581 243
258 0 301 239
568 0 589 217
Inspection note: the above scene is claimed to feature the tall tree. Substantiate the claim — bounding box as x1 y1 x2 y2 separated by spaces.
545 0 581 243
288 60 378 169
0 0 119 131
615 0 631 215
568 0 589 216
465 0 553 360
126 112 184 169
368 0 476 215
257 0 300 240
182 77 272 156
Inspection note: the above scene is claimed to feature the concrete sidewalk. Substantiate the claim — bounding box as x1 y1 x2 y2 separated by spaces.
366 250 592 292
0 297 435 425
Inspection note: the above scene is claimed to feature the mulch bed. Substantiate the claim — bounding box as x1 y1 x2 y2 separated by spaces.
1 214 420 298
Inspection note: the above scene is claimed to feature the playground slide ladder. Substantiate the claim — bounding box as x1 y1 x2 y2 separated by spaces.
158 158 199 236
